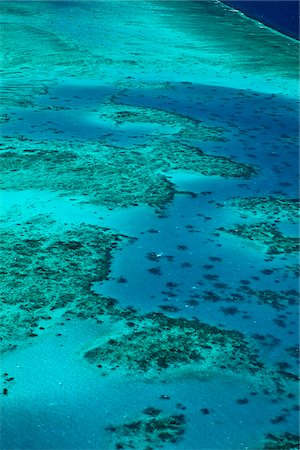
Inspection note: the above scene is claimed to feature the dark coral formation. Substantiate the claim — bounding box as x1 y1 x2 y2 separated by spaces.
105 409 185 449
83 312 276 386
262 432 300 449
218 223 299 255
0 217 128 352
1 372 15 397
224 197 300 223
286 264 300 278
83 311 300 394
0 136 257 210
149 140 257 179
202 280 299 314
98 102 224 142
254 290 299 311
234 283 299 311
0 141 176 209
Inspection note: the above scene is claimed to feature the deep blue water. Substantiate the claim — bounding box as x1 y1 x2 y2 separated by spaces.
221 0 299 40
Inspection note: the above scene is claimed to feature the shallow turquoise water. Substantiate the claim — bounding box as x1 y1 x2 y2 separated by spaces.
1 1 299 449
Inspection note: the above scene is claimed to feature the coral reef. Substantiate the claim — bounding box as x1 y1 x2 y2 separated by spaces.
84 313 258 378
148 140 257 179
82 311 299 394
262 432 300 450
218 223 299 255
225 197 300 224
0 136 257 210
98 101 224 141
105 409 185 449
0 139 176 209
0 216 128 352
1 372 14 397
254 290 299 311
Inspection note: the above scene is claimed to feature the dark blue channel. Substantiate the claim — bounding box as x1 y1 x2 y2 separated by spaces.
221 0 299 40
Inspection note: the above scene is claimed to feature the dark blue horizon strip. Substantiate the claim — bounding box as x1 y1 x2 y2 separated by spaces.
220 1 299 40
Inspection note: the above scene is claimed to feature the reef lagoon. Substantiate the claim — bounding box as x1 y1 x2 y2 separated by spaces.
0 1 299 449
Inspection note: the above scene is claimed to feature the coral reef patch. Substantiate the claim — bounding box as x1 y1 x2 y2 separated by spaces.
0 136 257 210
225 197 300 224
253 290 299 311
0 216 129 352
98 101 224 142
262 432 300 450
218 223 299 255
83 312 298 394
105 409 185 449
1 371 15 397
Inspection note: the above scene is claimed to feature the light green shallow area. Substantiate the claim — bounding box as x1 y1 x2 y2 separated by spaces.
0 0 298 117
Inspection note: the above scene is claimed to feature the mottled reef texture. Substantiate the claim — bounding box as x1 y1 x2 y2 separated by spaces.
0 139 174 210
105 409 185 450
262 432 300 450
202 285 299 313
218 223 299 255
216 196 300 256
98 101 224 142
1 210 298 396
83 312 298 395
253 289 299 311
0 134 257 210
1 372 14 398
226 197 300 224
0 216 130 353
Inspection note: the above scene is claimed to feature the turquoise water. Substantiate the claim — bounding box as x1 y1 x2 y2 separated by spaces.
1 1 299 449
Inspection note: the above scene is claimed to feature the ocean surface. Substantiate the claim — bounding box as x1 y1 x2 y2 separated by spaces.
221 1 299 40
0 1 299 450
